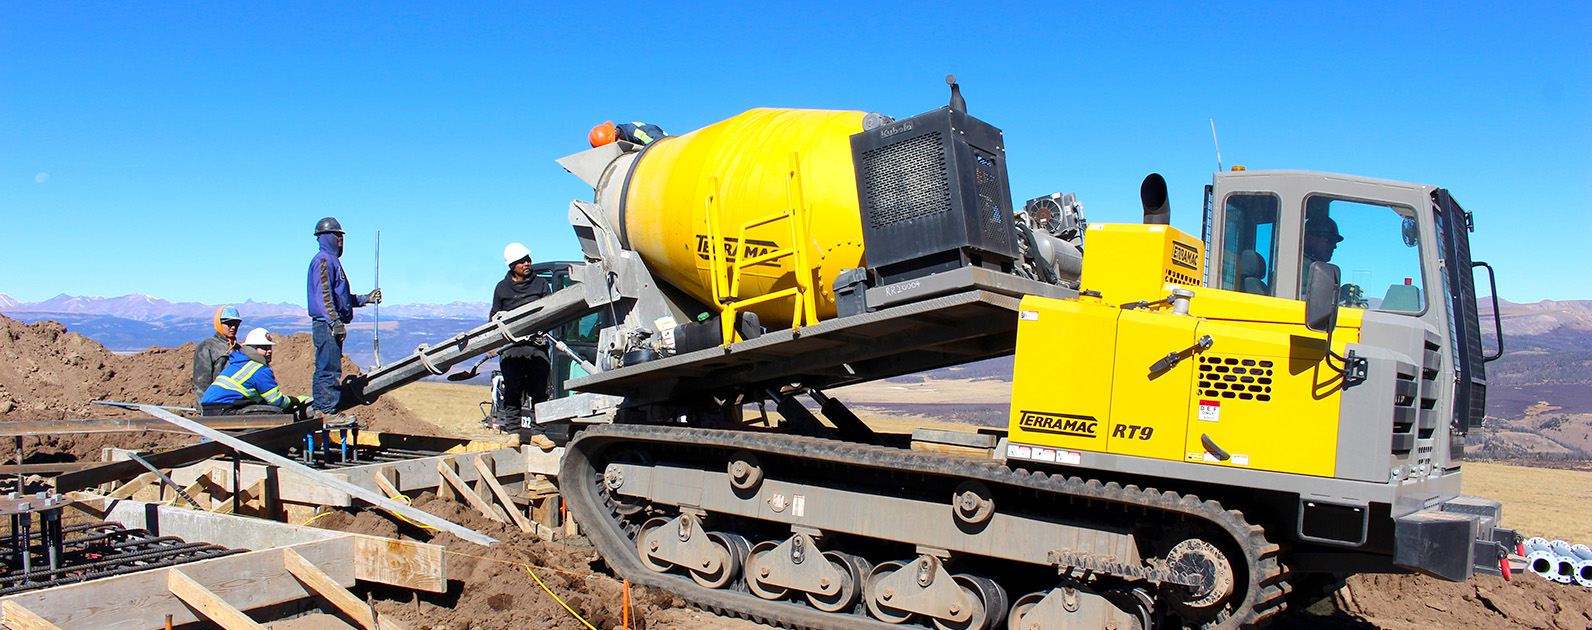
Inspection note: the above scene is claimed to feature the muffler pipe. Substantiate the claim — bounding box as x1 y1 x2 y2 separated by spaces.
1141 173 1170 225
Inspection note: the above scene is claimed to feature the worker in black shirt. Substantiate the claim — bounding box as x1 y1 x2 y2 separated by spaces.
490 242 556 450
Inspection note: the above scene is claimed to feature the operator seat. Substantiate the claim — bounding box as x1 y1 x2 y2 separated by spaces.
1239 250 1270 296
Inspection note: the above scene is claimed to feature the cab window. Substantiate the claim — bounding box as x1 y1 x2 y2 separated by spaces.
1219 194 1280 297
1299 196 1425 312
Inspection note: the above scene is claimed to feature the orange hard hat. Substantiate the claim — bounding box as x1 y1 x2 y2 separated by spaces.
589 121 617 148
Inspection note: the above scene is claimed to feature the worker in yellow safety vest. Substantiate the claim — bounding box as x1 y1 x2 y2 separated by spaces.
200 328 310 416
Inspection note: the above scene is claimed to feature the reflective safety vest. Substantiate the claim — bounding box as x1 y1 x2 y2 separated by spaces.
201 350 289 408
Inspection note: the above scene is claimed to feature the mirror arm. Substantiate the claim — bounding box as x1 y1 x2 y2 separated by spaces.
1473 261 1505 362
1319 325 1369 387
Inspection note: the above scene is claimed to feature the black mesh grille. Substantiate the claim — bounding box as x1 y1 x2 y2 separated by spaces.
1434 189 1486 433
974 151 1007 246
861 132 951 229
1198 356 1274 401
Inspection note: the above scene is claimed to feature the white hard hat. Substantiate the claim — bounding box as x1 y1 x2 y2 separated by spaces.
242 328 275 347
503 242 532 266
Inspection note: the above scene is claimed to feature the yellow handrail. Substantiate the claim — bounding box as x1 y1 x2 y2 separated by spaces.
706 151 821 344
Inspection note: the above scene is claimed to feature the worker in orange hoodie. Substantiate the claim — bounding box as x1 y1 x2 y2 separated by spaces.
192 305 242 408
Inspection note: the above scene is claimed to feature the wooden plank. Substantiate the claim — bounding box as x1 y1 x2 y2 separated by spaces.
106 471 159 499
0 538 353 630
55 419 322 492
523 444 564 476
0 417 291 436
333 447 524 494
436 458 504 524
372 467 402 499
284 549 410 630
171 460 352 507
350 535 447 593
215 478 266 515
471 456 538 536
1 600 63 630
168 569 268 630
137 407 497 547
0 463 95 476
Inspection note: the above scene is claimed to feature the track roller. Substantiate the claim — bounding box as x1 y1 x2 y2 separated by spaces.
1007 586 1149 630
865 555 1006 630
634 514 745 589
744 532 870 612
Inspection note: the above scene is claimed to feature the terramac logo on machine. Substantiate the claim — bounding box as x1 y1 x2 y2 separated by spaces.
1017 410 1099 438
1171 241 1200 271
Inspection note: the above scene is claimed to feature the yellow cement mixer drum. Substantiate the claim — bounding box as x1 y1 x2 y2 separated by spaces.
620 108 868 327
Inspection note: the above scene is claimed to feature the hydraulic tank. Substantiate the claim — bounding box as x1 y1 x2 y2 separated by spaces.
617 108 868 327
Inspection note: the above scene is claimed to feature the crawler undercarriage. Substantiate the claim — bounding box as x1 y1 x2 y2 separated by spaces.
562 425 1291 630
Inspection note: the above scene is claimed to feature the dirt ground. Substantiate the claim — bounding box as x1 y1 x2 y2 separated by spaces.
3 313 1590 629
0 314 438 462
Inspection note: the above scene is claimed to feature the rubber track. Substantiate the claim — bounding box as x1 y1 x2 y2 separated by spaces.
561 425 1291 630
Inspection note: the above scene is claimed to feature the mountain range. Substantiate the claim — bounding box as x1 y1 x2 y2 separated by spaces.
0 293 488 321
0 292 493 371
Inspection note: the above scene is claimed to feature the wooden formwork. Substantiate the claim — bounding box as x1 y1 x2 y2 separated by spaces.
1 497 447 629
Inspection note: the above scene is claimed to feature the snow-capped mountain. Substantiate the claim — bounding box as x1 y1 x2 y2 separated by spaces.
0 293 486 321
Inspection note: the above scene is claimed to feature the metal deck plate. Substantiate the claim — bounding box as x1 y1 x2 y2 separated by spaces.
568 289 1023 405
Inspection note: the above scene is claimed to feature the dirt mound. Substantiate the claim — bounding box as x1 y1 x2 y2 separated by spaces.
1333 572 1592 630
0 315 439 461
310 492 737 630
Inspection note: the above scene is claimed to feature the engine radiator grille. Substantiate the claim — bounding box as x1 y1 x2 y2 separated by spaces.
860 132 951 229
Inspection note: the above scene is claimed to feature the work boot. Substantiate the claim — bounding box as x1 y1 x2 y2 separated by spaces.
324 413 358 428
527 433 556 451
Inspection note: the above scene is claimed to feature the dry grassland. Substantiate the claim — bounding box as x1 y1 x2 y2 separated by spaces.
832 377 1011 404
383 381 509 443
1460 461 1592 543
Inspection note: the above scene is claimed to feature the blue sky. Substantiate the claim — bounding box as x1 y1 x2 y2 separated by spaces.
3 1 1587 308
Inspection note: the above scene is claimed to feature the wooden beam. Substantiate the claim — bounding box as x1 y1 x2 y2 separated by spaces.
215 478 266 515
436 458 504 524
0 417 292 437
82 496 449 593
471 456 540 536
167 569 268 630
350 535 446 594
106 471 159 499
55 419 322 492
372 467 402 500
0 537 355 629
1 600 63 630
0 463 96 476
284 549 409 630
137 407 497 547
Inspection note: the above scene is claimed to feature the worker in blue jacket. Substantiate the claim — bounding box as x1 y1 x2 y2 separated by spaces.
201 328 309 416
306 217 380 424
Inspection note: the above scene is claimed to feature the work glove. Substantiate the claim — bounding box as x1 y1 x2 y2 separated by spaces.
331 320 347 342
366 288 383 304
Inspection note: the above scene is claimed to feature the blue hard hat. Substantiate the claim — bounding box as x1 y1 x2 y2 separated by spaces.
218 305 241 322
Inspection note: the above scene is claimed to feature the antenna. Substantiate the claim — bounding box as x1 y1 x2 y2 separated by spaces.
373 230 382 368
1209 119 1223 173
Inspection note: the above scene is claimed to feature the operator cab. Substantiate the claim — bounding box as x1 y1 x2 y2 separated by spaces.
1208 172 1427 313
1204 168 1498 450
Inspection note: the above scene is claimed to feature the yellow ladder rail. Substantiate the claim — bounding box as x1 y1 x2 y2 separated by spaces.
707 151 821 344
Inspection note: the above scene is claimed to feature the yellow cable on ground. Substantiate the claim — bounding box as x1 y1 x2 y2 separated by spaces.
381 493 440 531
520 562 600 630
441 550 614 629
301 510 334 527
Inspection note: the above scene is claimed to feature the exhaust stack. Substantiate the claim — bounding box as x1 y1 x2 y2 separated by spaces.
1141 173 1170 225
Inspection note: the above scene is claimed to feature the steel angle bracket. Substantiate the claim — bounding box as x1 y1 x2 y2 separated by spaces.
750 532 844 596
870 555 972 623
641 513 723 574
